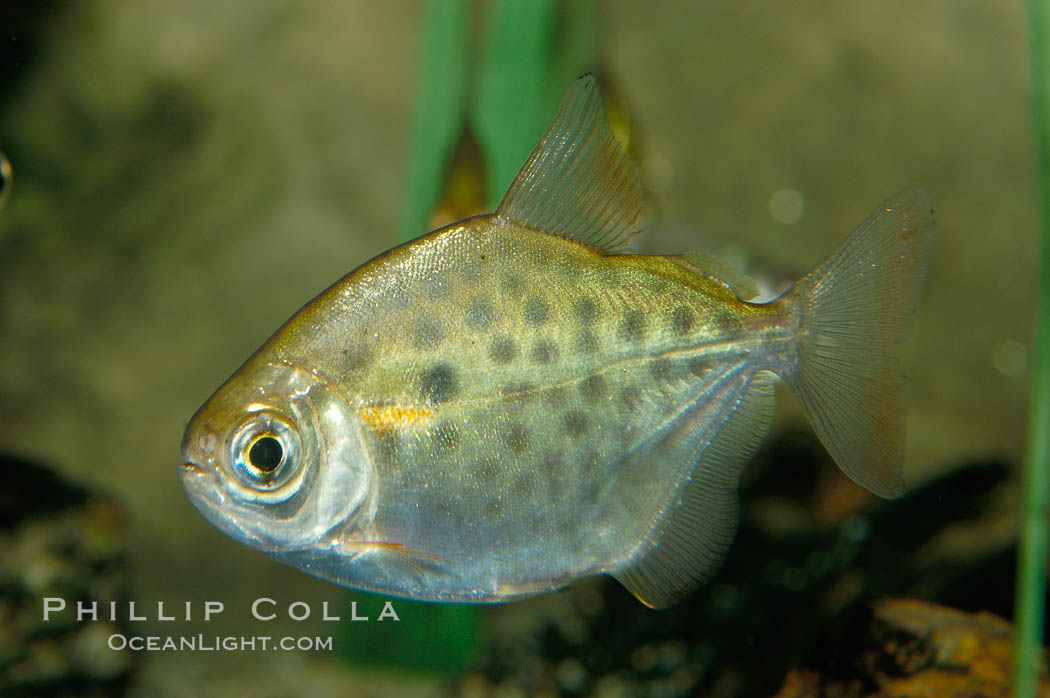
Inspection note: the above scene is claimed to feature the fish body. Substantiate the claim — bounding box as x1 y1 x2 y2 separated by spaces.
180 77 934 607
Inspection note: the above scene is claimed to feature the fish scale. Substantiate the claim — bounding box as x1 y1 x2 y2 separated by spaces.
282 219 768 403
179 75 934 607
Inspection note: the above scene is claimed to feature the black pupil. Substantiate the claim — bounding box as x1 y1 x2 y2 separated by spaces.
248 436 283 472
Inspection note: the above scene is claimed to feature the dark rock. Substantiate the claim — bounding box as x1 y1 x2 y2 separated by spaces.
0 453 135 697
773 599 1050 697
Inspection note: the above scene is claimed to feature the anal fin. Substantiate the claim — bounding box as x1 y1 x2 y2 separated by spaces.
613 371 775 608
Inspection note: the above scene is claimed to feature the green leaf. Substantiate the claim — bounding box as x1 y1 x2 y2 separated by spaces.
399 0 470 243
1015 1 1050 696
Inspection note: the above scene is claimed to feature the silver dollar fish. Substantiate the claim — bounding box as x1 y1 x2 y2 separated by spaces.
180 76 934 607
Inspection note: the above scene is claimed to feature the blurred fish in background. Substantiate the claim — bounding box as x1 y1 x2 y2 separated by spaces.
0 153 12 212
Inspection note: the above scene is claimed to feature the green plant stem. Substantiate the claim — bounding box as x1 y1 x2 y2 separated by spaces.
1015 0 1050 695
399 0 470 243
473 0 557 206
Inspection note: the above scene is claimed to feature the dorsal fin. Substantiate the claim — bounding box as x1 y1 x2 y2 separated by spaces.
673 251 759 300
495 75 646 253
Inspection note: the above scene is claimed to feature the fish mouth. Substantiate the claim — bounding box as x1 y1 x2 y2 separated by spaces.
177 451 214 492
176 460 232 532
178 461 203 484
177 461 206 492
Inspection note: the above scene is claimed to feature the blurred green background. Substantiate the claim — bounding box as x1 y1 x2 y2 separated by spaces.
0 0 1037 695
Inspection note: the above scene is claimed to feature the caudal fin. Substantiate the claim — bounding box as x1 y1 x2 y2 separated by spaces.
783 187 935 498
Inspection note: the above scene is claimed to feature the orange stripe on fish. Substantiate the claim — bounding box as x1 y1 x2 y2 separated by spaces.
358 404 434 435
335 540 447 565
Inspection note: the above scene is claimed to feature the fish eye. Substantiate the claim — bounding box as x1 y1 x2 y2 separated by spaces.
248 436 283 472
228 412 302 491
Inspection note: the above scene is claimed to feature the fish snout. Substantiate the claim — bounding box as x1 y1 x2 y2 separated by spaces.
179 422 220 473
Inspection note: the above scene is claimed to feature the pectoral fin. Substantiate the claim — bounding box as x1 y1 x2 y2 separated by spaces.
612 371 775 608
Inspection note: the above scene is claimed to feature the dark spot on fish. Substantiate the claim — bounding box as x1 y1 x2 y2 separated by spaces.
542 452 564 497
543 386 568 407
489 335 519 364
620 310 646 343
619 386 642 413
420 364 458 404
523 296 550 327
688 357 713 378
499 274 525 298
618 425 635 447
512 473 534 497
431 421 460 453
580 480 601 506
503 422 530 455
671 306 694 336
412 318 445 349
582 450 603 476
579 374 607 402
576 329 599 354
531 339 558 364
564 411 589 438
649 358 673 381
541 450 562 475
713 312 742 337
466 299 496 332
484 498 501 517
340 340 372 372
573 296 598 324
473 456 500 483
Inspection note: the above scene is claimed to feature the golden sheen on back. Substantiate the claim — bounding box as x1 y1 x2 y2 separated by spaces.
179 76 934 607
